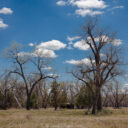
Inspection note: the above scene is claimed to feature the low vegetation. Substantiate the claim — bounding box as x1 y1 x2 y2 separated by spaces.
0 108 128 128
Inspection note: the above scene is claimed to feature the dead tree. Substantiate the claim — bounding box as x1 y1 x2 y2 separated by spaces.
9 77 23 108
0 72 12 109
4 43 56 110
37 80 50 108
71 18 121 114
108 81 128 108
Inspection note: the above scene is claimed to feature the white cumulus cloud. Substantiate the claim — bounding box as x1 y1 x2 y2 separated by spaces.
17 52 30 57
18 49 57 58
34 48 57 58
0 19 8 28
73 39 90 50
70 0 107 9
34 39 66 58
19 40 66 58
112 39 122 46
57 0 107 17
36 40 66 50
57 0 124 17
0 7 13 15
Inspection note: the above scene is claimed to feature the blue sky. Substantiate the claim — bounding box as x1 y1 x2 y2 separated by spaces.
0 0 128 81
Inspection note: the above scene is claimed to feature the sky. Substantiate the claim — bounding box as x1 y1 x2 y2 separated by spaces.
0 0 128 82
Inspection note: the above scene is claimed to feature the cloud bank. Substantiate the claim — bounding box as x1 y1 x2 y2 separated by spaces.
57 0 107 17
19 40 66 58
57 0 124 17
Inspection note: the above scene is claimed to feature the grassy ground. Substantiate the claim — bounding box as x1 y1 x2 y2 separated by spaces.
0 108 128 128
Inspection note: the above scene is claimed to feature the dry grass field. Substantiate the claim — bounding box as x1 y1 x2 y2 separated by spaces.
0 108 128 128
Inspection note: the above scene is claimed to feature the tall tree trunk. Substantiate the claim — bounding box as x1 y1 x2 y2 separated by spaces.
97 90 102 111
26 94 31 110
91 87 99 114
92 96 97 114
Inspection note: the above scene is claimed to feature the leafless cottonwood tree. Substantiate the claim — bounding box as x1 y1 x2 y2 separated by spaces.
4 43 56 110
102 87 111 107
67 82 77 106
71 18 121 114
36 80 50 108
0 72 12 109
108 81 128 108
9 77 24 108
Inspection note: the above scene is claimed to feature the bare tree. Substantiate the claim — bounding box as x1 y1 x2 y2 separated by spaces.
102 87 110 107
108 81 128 108
67 82 77 107
37 79 50 108
71 18 121 114
0 72 13 109
50 79 60 110
9 77 24 108
4 43 56 110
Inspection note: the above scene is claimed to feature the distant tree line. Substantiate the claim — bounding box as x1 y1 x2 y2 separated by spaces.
0 73 127 111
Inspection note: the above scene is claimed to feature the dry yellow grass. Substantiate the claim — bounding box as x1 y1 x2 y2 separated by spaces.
0 108 128 128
